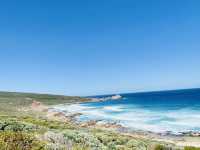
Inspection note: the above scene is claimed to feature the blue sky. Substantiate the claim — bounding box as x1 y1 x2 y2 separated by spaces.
0 0 200 96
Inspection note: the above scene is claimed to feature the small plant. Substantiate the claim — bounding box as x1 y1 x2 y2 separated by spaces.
0 119 37 132
184 146 200 150
22 116 75 130
154 144 172 150
0 131 45 150
63 129 106 149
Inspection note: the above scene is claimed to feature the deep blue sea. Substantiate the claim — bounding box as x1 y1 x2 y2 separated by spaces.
53 88 200 134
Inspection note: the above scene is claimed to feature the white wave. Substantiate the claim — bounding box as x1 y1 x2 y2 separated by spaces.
103 106 123 112
53 104 95 114
53 103 200 134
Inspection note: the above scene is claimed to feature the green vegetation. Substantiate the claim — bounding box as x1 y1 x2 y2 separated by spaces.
154 144 175 150
0 116 136 149
0 91 89 115
0 115 179 150
0 131 45 150
184 147 200 150
0 91 197 150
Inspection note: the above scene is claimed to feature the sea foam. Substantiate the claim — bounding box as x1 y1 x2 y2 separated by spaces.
52 90 200 134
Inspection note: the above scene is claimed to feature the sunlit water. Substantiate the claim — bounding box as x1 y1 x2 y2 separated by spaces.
52 89 200 134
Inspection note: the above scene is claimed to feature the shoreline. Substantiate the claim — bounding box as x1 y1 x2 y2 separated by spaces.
31 100 200 148
49 100 200 137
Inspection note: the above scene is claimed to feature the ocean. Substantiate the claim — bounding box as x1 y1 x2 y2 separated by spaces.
52 88 200 134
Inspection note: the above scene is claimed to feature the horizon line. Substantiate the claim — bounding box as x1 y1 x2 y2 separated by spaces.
0 87 199 97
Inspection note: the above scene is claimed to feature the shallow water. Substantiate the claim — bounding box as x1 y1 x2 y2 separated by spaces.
53 89 200 134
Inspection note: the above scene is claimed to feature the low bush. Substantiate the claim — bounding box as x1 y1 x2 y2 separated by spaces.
126 139 147 150
154 145 167 150
63 129 106 150
0 119 37 132
184 147 200 150
94 131 127 145
154 144 180 150
0 131 45 150
22 116 75 130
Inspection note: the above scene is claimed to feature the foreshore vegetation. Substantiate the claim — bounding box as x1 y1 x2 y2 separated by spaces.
0 91 198 150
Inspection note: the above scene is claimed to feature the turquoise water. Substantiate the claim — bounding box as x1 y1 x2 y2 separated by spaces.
54 89 200 134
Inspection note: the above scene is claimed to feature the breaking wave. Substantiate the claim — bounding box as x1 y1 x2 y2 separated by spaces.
52 89 200 134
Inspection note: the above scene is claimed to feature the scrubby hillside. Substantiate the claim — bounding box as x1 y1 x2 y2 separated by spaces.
0 116 179 150
0 91 89 115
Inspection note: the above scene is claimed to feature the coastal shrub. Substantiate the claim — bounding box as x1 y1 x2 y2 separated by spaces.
95 133 114 145
154 144 174 150
94 131 127 146
45 143 71 150
23 123 38 131
0 121 7 130
4 123 24 131
126 139 147 150
63 129 106 150
42 131 70 145
114 145 126 150
3 120 26 131
0 119 37 132
22 116 75 130
71 144 90 150
92 130 149 150
184 147 200 150
107 142 116 150
0 131 45 150
154 145 166 150
126 139 140 147
45 143 90 150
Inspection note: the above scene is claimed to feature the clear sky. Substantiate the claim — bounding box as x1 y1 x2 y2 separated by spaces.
0 0 200 96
